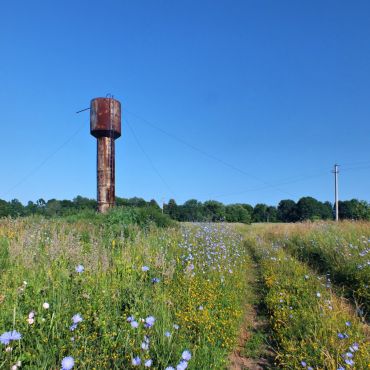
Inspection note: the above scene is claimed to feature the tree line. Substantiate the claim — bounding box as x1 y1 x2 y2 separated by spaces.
164 197 369 222
0 195 369 222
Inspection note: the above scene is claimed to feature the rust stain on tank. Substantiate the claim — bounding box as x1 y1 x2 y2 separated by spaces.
90 98 121 139
90 97 121 213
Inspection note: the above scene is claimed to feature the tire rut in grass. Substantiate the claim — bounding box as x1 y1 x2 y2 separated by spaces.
228 258 276 370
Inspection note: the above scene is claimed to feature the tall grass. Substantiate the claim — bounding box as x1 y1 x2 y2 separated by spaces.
257 221 370 316
0 218 249 369
242 224 370 369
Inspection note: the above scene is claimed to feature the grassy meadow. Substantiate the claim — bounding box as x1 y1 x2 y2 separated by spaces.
0 214 369 369
0 216 250 369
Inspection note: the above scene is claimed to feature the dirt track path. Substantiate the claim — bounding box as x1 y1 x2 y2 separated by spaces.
228 258 275 370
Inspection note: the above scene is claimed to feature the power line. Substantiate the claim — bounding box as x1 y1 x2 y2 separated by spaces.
2 121 85 198
124 108 293 197
123 116 176 199
338 160 370 167
340 164 370 172
204 170 330 200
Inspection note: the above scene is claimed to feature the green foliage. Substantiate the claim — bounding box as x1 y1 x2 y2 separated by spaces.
0 219 250 369
225 204 251 224
0 195 369 224
339 199 370 220
295 197 333 221
243 225 370 369
242 331 267 359
272 222 370 315
277 199 298 222
252 204 277 222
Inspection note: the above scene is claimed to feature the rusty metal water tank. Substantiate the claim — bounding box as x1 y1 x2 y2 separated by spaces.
90 97 121 139
90 97 121 213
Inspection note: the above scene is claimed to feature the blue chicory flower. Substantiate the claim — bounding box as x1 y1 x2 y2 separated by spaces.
181 350 191 361
61 356 75 370
176 361 188 370
132 356 141 366
72 314 83 324
345 359 354 366
0 331 21 345
144 359 152 367
75 265 84 273
145 316 155 328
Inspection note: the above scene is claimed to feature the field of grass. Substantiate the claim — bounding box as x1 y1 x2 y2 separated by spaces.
0 216 369 369
0 217 250 369
243 227 369 369
254 222 370 316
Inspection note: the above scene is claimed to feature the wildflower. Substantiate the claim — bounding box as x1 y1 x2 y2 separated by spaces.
5 346 12 352
145 316 155 328
181 350 191 361
144 359 152 367
72 314 83 324
337 367 345 370
141 342 149 350
28 312 35 319
142 266 149 272
131 320 139 328
177 361 188 370
351 343 359 351
127 316 134 322
338 333 345 339
1 330 22 345
75 264 84 273
165 331 171 337
152 277 160 283
316 292 321 298
165 367 175 370
345 359 354 366
27 318 35 325
43 302 50 309
61 356 74 370
173 324 179 330
9 331 21 341
345 321 351 327
301 361 307 367
11 365 17 370
345 352 353 358
132 356 141 366
69 324 77 331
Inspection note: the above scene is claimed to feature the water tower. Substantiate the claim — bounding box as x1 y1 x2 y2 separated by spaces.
90 97 121 213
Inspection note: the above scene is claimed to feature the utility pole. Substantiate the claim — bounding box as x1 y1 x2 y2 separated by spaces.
161 197 165 214
333 164 339 221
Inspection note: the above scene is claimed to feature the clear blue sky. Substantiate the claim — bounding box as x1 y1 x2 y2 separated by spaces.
1 0 369 206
